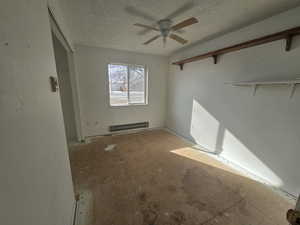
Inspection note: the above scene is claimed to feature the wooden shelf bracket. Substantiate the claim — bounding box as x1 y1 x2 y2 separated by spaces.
179 64 184 70
213 55 218 64
285 35 293 51
173 26 300 70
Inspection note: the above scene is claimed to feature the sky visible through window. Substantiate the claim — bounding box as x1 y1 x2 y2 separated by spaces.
108 64 146 106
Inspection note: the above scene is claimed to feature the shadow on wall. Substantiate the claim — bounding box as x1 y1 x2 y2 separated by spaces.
190 99 283 187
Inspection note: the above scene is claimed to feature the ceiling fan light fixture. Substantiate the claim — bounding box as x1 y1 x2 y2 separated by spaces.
132 10 198 46
158 19 172 37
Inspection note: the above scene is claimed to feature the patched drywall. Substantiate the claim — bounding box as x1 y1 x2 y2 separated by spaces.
167 7 300 196
74 45 168 137
0 1 75 225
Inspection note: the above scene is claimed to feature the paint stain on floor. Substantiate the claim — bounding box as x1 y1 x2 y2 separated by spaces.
70 130 293 225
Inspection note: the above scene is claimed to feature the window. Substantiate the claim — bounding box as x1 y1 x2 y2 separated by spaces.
108 64 147 106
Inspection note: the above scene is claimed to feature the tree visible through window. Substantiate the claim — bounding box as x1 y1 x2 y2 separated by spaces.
108 64 147 106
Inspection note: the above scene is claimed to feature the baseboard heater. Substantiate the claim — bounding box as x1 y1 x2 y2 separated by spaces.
109 122 149 132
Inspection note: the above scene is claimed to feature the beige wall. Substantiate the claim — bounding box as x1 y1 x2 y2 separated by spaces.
0 1 75 225
167 6 300 196
74 45 168 137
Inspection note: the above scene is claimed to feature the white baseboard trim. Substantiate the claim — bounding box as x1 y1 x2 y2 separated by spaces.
70 197 79 225
164 127 297 203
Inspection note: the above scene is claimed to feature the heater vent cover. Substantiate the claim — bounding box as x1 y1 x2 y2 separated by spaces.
109 122 149 132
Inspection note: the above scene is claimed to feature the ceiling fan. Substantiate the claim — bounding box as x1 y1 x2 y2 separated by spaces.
134 17 198 46
126 2 198 46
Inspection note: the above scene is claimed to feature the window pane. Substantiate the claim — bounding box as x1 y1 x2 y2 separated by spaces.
129 66 145 104
108 64 128 106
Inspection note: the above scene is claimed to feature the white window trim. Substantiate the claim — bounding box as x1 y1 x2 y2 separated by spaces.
107 63 148 107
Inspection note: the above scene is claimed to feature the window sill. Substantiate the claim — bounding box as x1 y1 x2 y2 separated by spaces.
109 103 148 108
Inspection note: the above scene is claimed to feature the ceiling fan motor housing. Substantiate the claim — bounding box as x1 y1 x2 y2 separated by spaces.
158 19 172 37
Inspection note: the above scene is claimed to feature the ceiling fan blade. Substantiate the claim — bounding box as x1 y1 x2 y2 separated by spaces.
174 29 185 34
169 34 188 45
165 2 195 20
138 26 157 35
134 23 159 31
171 17 198 31
143 35 161 45
125 6 157 22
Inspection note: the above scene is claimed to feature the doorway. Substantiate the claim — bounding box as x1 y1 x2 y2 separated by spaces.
52 33 77 144
49 9 82 144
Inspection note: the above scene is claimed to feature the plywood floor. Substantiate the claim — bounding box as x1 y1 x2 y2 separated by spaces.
70 129 293 225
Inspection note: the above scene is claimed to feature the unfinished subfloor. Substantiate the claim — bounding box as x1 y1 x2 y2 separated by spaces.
70 129 293 225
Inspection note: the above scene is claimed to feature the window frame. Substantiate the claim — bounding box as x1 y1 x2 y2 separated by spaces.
107 63 148 107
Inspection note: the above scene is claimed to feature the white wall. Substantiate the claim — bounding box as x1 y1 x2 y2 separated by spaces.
74 45 168 137
48 0 74 50
0 1 75 225
167 7 300 196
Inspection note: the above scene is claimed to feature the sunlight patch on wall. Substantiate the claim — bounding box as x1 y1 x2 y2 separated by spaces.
221 130 282 187
190 99 219 152
189 99 282 187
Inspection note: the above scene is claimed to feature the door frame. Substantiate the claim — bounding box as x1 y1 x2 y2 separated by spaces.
48 7 84 142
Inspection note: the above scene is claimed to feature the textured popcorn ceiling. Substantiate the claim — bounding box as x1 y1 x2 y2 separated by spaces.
59 0 300 55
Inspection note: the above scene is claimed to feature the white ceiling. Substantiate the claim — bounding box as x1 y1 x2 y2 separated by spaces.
59 0 300 55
